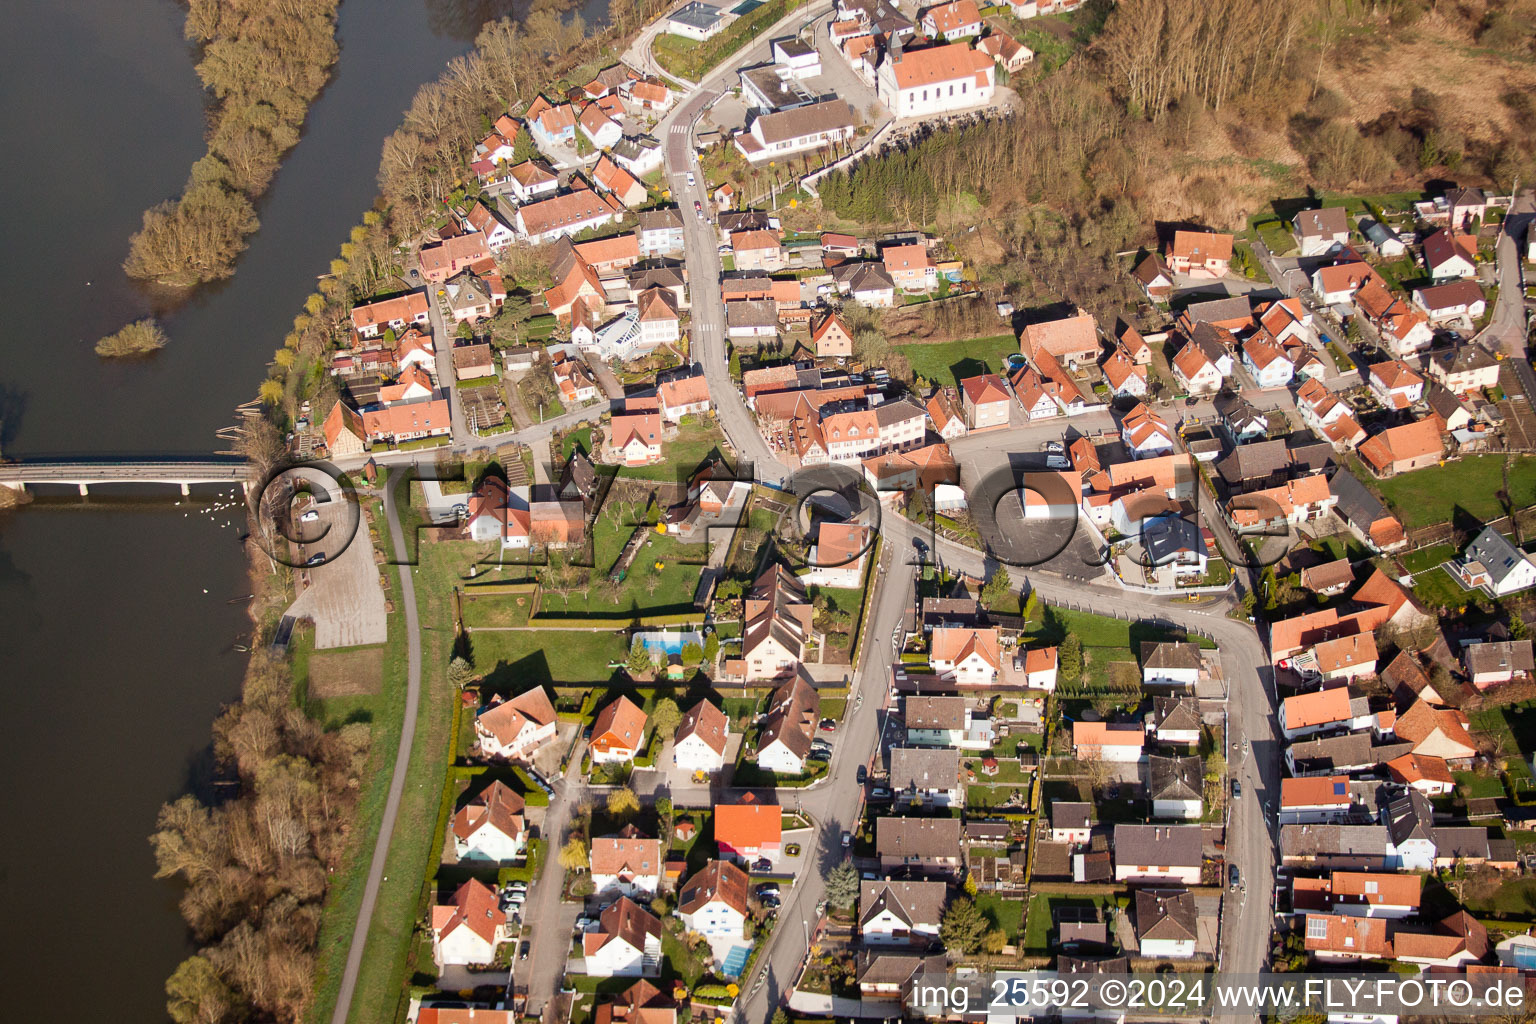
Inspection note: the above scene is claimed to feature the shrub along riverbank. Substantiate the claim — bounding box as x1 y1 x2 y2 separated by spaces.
123 0 342 288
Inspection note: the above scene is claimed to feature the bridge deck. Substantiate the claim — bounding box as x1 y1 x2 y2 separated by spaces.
0 458 250 486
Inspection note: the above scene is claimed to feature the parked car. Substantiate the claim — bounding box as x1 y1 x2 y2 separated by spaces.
754 883 780 897
1232 780 1242 799
686 172 696 188
759 894 781 909
519 941 530 960
869 787 892 800
752 857 772 872
305 553 326 566
841 831 852 848
694 200 703 218
855 765 867 784
1229 865 1240 889
299 509 320 523
1041 440 1064 453
820 718 837 732
1045 455 1070 470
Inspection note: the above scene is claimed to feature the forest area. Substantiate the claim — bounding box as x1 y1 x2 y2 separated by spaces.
122 0 342 288
815 0 1536 325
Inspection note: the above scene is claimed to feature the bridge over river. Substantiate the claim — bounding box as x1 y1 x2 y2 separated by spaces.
0 455 250 495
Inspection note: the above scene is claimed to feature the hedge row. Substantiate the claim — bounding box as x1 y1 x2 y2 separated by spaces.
527 611 705 628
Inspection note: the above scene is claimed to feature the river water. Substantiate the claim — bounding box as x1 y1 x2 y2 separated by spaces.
0 1 517 1018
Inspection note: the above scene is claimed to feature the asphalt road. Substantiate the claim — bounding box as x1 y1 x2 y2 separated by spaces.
329 463 426 1024
1479 192 1533 356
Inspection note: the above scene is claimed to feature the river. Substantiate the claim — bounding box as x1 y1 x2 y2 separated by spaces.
0 1 526 1019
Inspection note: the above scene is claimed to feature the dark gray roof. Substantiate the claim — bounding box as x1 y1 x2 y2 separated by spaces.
834 260 896 293
859 879 949 929
1113 824 1202 868
1288 732 1375 774
1296 207 1348 238
855 951 947 986
1216 394 1270 432
1217 438 1288 485
1464 526 1531 586
1143 514 1202 567
1058 955 1131 974
719 211 775 234
1135 889 1198 942
1360 218 1401 248
1385 788 1436 847
1184 297 1252 327
1141 641 1202 672
1465 639 1535 677
905 695 966 730
1329 467 1391 530
1051 802 1094 830
726 298 779 328
1288 441 1335 474
669 2 723 30
890 747 961 790
1435 827 1493 860
877 816 963 859
1280 824 1391 858
874 395 926 427
1151 696 1202 735
1431 344 1498 374
636 207 683 231
1147 754 1202 802
751 99 854 145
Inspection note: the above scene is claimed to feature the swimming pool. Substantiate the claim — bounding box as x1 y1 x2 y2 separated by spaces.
635 630 704 656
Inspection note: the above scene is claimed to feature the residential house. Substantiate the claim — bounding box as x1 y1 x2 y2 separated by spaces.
323 401 368 457
741 565 814 681
1141 642 1201 689
1119 402 1176 458
637 207 685 256
1021 311 1101 368
1294 208 1351 256
552 352 598 405
670 700 729 774
623 77 674 112
731 230 785 271
465 199 517 250
421 232 492 284
465 478 531 549
904 696 969 746
1300 559 1355 597
756 673 819 774
677 860 750 938
1135 890 1198 959
715 800 783 863
884 243 936 292
876 816 964 876
975 31 1032 72
352 292 430 338
1412 281 1486 323
1279 687 1375 741
525 95 577 149
1072 721 1145 763
1148 696 1201 746
1279 776 1357 825
929 626 1000 684
1367 360 1425 410
451 781 527 863
1422 229 1478 280
1311 261 1377 306
583 897 663 977
591 829 664 898
1101 349 1148 397
1355 279 1434 357
637 287 682 348
1427 344 1500 396
605 412 663 466
1303 913 1391 962
1024 646 1059 691
802 520 871 588
1167 230 1234 277
1393 912 1489 969
580 104 624 150
1171 327 1229 394
474 687 558 761
833 261 896 306
1216 439 1288 491
1147 755 1203 820
1358 418 1443 477
772 37 822 78
860 879 948 946
1386 752 1456 795
1112 824 1203 885
920 0 982 40
1227 473 1337 533
590 696 648 764
529 500 586 549
1457 526 1536 596
506 159 560 203
1297 378 1367 449
658 372 711 423
1297 871 1422 919
736 99 856 162
665 2 726 40
1464 639 1535 691
960 373 1010 429
592 155 647 208
1050 802 1094 843
1132 252 1173 302
876 41 995 119
925 388 967 439
514 188 622 243
1360 217 1406 257
890 747 963 808
812 313 854 359
432 879 507 967
1238 333 1293 388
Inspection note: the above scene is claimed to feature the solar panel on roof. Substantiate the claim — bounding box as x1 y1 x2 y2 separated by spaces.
1333 782 1346 795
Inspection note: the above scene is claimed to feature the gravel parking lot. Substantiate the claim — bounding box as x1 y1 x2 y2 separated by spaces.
286 484 388 649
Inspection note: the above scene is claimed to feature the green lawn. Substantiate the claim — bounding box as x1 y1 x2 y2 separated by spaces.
620 417 731 482
1454 770 1507 800
651 0 810 80
1375 456 1536 530
895 334 1018 388
1023 893 1116 952
467 628 630 688
533 515 704 616
307 533 466 1024
1467 877 1536 917
1401 542 1458 574
967 784 1031 809
975 892 1026 941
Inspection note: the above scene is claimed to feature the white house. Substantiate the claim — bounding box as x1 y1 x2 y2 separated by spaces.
1294 208 1350 257
876 42 995 119
589 696 648 764
929 626 1000 685
904 696 970 746
772 37 822 78
736 99 856 163
451 780 527 863
800 520 871 588
475 687 558 761
1242 335 1295 388
432 879 506 968
920 0 983 40
1113 825 1203 885
674 700 730 774
860 879 948 946
1412 281 1486 323
1367 360 1424 411
1148 697 1201 746
1023 646 1058 691
1148 754 1203 820
466 478 532 549
583 897 663 977
591 831 664 898
1456 527 1536 597
1050 803 1093 844
1422 229 1478 280
1141 642 1201 689
665 2 725 40
677 860 750 939
1136 890 1198 959
1279 687 1375 741
890 747 963 808
1072 721 1145 763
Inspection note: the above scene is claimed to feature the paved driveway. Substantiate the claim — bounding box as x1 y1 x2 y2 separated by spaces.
285 476 388 649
